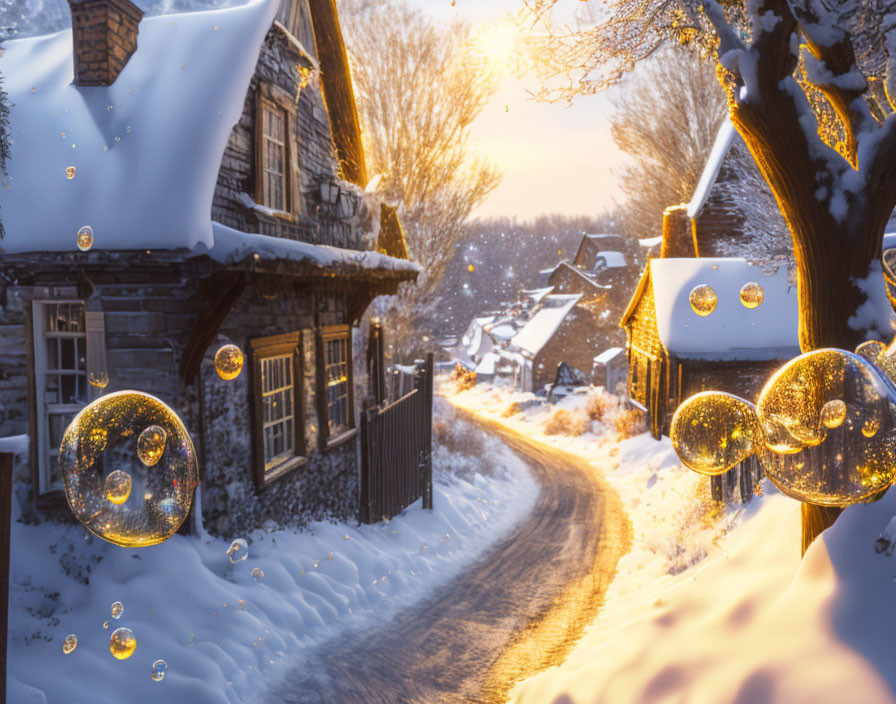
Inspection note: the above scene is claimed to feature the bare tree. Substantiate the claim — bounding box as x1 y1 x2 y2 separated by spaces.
522 0 896 548
338 0 502 359
610 46 727 237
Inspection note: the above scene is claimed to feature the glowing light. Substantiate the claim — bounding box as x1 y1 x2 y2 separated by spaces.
820 399 847 429
468 264 475 273
59 391 199 547
110 627 136 660
104 471 131 505
688 284 717 316
472 21 518 72
670 391 760 475
215 344 244 381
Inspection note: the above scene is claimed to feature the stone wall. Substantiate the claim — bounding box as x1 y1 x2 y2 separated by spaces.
0 259 370 536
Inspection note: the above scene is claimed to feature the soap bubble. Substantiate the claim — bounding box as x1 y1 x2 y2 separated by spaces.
66 165 76 179
877 340 896 383
110 601 123 619
757 349 896 506
76 225 93 251
227 538 248 564
110 627 136 660
103 621 109 629
137 425 167 467
739 281 764 309
59 391 199 547
62 634 77 654
251 567 264 580
214 344 244 381
856 340 886 365
151 659 168 682
88 371 109 389
104 471 131 505
820 399 847 429
689 284 717 316
671 391 761 475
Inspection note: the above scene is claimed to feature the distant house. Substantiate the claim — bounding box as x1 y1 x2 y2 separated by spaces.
547 261 611 300
620 257 798 438
572 233 632 269
592 347 627 394
0 0 419 534
510 293 604 392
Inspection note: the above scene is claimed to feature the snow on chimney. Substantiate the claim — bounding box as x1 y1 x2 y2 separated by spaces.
67 0 144 86
660 204 698 258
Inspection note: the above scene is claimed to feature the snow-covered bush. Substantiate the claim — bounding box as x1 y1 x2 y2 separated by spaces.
544 408 589 437
585 388 618 422
614 407 646 439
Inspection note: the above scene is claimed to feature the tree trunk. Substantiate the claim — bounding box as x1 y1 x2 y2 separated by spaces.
801 503 842 556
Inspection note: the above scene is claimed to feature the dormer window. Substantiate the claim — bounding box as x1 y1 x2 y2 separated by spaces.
255 83 301 216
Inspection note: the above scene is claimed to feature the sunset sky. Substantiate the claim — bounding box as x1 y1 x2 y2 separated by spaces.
403 0 629 220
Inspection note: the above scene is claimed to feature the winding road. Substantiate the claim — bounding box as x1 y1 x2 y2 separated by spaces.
272 410 632 704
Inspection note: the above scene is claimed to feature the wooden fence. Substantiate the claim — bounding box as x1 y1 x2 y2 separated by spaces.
360 354 433 523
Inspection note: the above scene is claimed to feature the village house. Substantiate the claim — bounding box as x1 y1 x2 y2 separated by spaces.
0 0 420 535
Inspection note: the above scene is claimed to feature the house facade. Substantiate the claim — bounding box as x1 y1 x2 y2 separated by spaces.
0 0 418 535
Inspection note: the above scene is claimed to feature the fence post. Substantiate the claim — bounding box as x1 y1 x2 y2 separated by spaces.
359 401 371 525
421 353 434 510
0 452 12 704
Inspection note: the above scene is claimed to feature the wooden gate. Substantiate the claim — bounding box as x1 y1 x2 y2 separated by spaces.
359 353 433 523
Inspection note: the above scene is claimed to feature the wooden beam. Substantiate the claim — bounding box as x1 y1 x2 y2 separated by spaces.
0 452 12 704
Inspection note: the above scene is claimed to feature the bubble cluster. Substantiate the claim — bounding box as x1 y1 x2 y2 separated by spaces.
151 659 168 682
137 425 167 468
251 567 264 581
227 538 248 564
757 349 896 506
739 281 764 309
63 634 78 654
110 627 136 660
59 391 199 547
214 344 244 381
688 284 717 317
104 471 132 505
110 601 123 620
670 391 761 475
76 225 93 251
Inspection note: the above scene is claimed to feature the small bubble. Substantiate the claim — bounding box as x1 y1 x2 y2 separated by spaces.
151 659 167 682
66 165 76 179
227 538 249 564
88 371 109 389
820 399 847 429
689 284 718 316
137 425 167 467
126 126 132 133
215 344 244 381
76 225 93 251
62 634 77 654
110 627 136 659
110 601 124 619
103 620 109 629
105 471 132 505
328 552 333 560
251 567 264 581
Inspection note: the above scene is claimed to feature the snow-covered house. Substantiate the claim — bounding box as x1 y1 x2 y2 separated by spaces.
591 347 627 394
0 0 419 535
510 293 602 392
620 258 799 438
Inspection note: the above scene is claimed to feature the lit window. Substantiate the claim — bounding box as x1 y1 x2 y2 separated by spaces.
261 353 295 470
322 329 353 436
260 99 287 211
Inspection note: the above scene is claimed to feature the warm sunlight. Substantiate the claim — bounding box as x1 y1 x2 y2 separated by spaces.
472 19 520 72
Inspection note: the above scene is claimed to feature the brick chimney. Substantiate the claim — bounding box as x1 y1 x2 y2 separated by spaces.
67 0 144 86
660 204 698 258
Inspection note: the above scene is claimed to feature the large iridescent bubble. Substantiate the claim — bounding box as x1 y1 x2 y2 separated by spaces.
756 349 896 506
670 391 761 475
59 391 199 547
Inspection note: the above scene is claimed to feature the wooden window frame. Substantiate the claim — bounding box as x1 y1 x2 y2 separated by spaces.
316 325 355 449
254 82 301 219
31 300 90 497
249 332 305 488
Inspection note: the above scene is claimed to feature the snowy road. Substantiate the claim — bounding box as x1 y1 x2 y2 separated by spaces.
271 411 632 704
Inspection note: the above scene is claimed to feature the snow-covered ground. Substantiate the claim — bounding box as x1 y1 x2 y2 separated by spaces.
8 400 539 704
445 380 896 704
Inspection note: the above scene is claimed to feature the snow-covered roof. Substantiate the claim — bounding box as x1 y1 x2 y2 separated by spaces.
687 119 737 219
0 0 281 254
594 347 625 365
486 323 517 341
651 258 799 360
512 294 582 357
639 236 663 248
475 352 499 376
202 223 420 276
596 251 627 268
522 287 554 305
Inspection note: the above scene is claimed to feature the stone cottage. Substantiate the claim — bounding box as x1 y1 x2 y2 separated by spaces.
0 0 419 535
